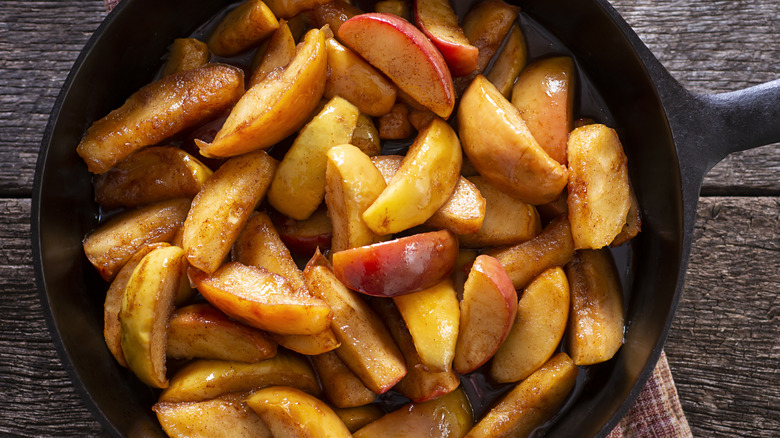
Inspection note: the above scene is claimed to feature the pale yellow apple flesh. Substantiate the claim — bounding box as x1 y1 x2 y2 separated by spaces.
207 0 279 57
246 386 353 438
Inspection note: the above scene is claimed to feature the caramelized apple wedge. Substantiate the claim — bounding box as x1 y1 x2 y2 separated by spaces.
246 386 352 437
338 12 455 118
197 28 327 157
189 262 332 336
332 230 458 297
354 388 473 438
249 19 296 86
159 38 209 77
268 96 360 220
77 64 244 174
264 0 331 18
166 303 277 363
120 245 187 388
333 405 385 433
159 351 321 403
414 0 478 76
83 198 190 281
311 0 362 34
362 118 462 235
207 0 279 57
304 252 407 394
93 146 212 209
490 267 569 383
458 75 568 205
485 24 526 97
154 393 272 438
183 150 277 274
273 207 333 256
351 114 381 156
311 351 377 408
466 353 578 438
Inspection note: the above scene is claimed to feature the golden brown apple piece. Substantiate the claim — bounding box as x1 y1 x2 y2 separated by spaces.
272 207 333 256
567 124 631 249
311 0 362 34
166 303 277 363
393 278 459 372
338 12 455 118
354 388 473 438
249 19 296 87
414 0 478 76
465 353 577 438
160 38 210 77
311 351 377 408
190 262 331 335
375 0 412 21
332 230 459 297
378 102 414 140
264 0 331 18
537 191 569 225
159 351 321 403
83 197 190 281
208 0 279 57
351 114 381 157
77 63 244 174
372 298 460 402
246 386 353 437
324 38 397 117
452 248 478 298
458 75 568 205
325 144 388 252
120 245 187 388
566 248 625 365
490 267 569 383
485 215 575 289
267 96 360 220
610 183 642 246
512 56 575 165
407 108 437 131
458 176 541 248
182 150 277 274
304 251 407 394
93 146 212 209
453 254 517 374
333 405 385 433
485 24 526 98
154 393 272 438
363 118 462 234
197 28 327 157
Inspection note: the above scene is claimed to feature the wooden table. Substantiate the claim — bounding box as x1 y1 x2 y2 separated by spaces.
1 0 777 436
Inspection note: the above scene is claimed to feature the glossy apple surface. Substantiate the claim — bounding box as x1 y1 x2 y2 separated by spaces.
246 386 352 438
414 0 478 76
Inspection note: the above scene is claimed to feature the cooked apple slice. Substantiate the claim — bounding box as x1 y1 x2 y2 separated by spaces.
154 393 272 438
160 38 209 77
566 248 625 365
77 64 244 174
159 351 321 402
467 353 578 438
458 75 568 205
485 215 575 289
352 114 381 157
363 118 462 234
407 108 437 131
393 278 460 372
272 329 341 355
414 0 478 76
84 198 190 281
485 24 526 97
537 191 569 224
103 242 170 367
458 175 541 248
272 207 333 256
512 56 575 165
120 245 186 388
166 303 277 363
311 351 377 408
453 254 517 374
375 0 412 20
331 230 458 297
189 262 332 335
311 0 362 34
304 252 407 394
338 12 455 118
324 38 397 117
369 154 403 183
264 0 331 18
267 96 360 220
249 19 296 86
208 0 279 57
333 405 385 433
490 267 569 383
246 386 352 437
567 124 631 249
326 144 387 252
610 182 642 246
372 298 460 402
183 150 277 274
93 146 212 209
452 248 478 298
378 102 415 140
354 388 473 438
197 28 327 157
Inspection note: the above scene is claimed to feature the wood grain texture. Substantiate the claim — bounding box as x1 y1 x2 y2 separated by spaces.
0 0 778 437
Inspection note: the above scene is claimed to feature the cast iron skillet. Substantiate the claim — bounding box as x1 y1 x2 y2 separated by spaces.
32 0 780 436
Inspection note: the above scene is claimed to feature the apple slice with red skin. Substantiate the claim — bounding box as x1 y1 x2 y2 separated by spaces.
331 229 458 297
338 12 455 119
414 0 478 76
453 254 517 374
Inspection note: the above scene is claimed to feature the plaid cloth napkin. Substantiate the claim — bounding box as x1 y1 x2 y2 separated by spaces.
102 1 694 436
